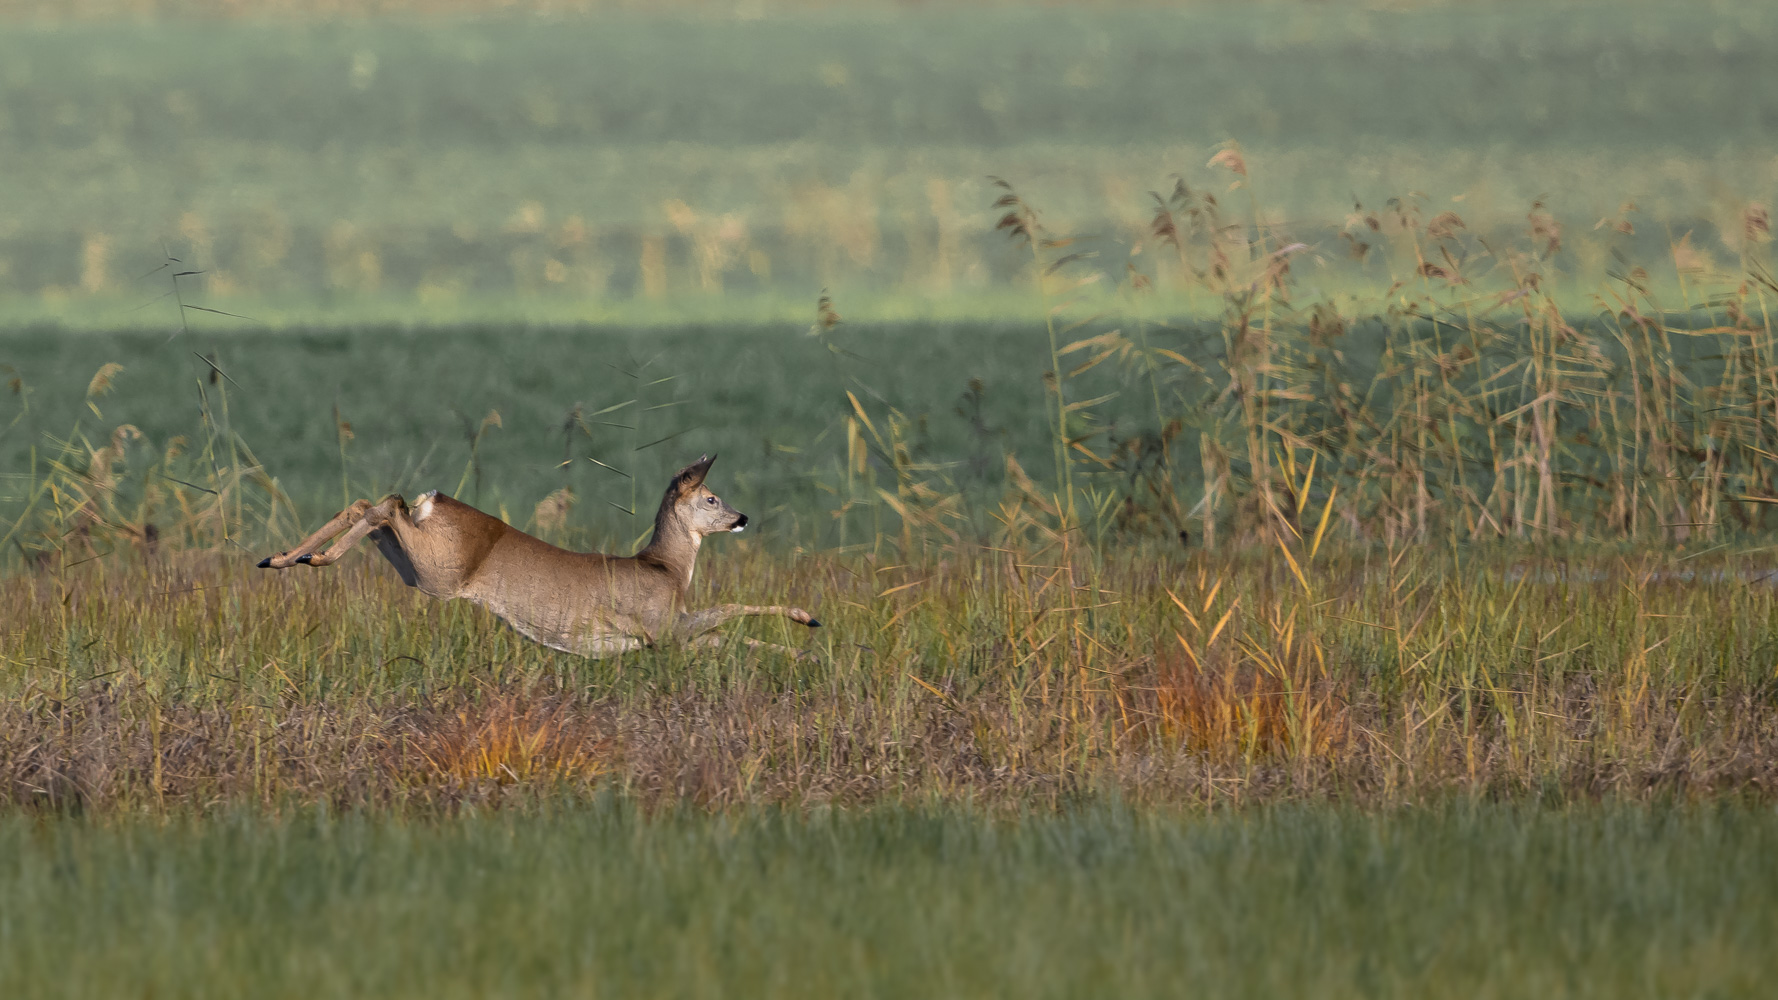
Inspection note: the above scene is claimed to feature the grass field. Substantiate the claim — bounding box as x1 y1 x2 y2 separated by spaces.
8 540 1778 810
4 802 1776 998
5 1 1778 992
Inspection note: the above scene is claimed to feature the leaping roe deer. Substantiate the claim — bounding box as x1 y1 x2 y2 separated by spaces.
257 455 819 658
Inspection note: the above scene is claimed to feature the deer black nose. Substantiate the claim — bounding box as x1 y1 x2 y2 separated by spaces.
734 513 749 528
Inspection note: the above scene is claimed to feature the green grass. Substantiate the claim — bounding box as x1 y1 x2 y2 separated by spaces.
2 801 1774 999
0 320 1093 540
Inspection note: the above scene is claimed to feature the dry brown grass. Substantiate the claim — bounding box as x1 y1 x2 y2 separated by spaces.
3 544 1775 814
406 692 614 787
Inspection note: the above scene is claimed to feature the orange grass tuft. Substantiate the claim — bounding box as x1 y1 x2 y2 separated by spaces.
406 694 613 786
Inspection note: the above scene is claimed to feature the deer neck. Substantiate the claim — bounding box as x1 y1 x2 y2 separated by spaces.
638 508 702 593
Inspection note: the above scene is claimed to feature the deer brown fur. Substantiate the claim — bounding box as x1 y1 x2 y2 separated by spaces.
257 456 819 657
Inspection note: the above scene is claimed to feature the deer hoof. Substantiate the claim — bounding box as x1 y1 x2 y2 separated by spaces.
806 618 821 628
256 556 273 568
296 554 314 565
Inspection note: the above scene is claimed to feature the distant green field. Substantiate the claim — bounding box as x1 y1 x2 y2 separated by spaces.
0 321 1097 544
3 802 1774 999
1 1 1774 323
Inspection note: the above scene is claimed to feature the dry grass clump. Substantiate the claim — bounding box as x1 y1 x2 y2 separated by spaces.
1150 639 1349 761
404 692 614 788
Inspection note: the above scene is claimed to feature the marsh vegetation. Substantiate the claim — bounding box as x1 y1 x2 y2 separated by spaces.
4 1 1778 995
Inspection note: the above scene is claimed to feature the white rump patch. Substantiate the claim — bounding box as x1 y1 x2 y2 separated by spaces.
413 490 439 524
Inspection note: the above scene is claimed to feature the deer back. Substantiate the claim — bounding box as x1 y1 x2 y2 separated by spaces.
391 492 683 652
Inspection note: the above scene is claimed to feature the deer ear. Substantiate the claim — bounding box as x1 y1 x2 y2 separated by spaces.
669 454 715 498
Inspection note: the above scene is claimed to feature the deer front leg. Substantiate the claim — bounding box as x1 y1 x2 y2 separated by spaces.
672 604 821 644
257 495 406 569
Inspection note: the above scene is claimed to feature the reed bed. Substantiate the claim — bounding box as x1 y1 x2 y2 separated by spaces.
10 181 1778 552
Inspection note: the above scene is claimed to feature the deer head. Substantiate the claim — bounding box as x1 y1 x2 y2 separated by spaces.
659 454 747 539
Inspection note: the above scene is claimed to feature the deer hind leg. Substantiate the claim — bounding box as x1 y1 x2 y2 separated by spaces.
689 634 820 662
258 499 374 569
257 495 406 569
672 604 821 644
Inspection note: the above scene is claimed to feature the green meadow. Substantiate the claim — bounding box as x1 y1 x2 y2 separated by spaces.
4 802 1776 999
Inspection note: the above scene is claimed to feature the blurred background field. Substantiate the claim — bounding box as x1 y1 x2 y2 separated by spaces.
0 0 1774 324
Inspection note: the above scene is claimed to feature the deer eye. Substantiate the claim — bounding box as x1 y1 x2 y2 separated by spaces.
705 496 717 504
